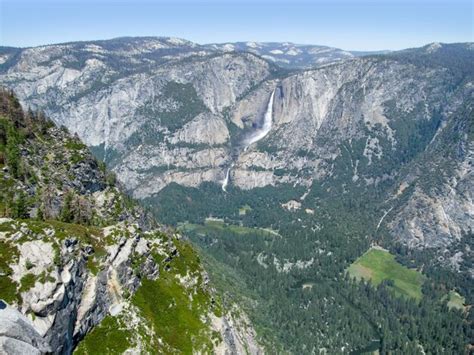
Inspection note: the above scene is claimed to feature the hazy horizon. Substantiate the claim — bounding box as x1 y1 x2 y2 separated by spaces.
1 0 472 51
2 34 471 52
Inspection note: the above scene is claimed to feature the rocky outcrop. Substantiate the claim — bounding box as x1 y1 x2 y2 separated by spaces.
212 305 262 355
388 98 474 250
0 302 51 354
0 90 263 354
0 217 264 354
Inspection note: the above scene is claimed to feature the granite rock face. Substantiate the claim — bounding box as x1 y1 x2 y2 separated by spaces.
1 39 473 253
0 302 51 354
0 40 275 198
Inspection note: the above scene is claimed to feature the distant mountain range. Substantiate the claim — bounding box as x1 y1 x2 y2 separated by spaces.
0 36 390 71
205 41 390 68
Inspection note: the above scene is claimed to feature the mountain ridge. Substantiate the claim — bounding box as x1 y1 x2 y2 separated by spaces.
0 36 391 72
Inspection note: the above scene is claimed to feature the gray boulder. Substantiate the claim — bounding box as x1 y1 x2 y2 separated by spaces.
0 300 51 354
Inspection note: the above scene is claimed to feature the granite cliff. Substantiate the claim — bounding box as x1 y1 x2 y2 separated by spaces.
1 39 472 254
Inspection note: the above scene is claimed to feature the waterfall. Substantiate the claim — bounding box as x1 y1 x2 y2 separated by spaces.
221 88 276 192
243 89 275 148
221 164 233 192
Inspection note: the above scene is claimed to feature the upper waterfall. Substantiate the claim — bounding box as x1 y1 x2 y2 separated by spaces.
221 88 276 192
243 89 275 149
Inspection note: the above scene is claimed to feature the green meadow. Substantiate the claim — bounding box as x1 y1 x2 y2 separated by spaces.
446 290 465 311
347 248 425 301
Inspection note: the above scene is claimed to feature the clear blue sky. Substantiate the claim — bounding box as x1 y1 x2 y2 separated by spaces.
0 0 472 50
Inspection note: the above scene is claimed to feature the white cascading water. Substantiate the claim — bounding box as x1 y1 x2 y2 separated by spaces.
221 88 276 192
221 163 234 192
243 89 275 148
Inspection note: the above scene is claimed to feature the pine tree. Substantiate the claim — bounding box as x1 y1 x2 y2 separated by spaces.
12 192 29 219
60 191 75 223
6 125 21 178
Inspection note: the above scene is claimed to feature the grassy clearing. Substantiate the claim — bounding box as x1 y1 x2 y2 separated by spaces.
0 240 19 303
132 277 214 353
18 273 36 293
130 238 221 353
239 204 252 216
446 290 465 311
179 220 280 237
347 248 425 301
74 316 131 354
